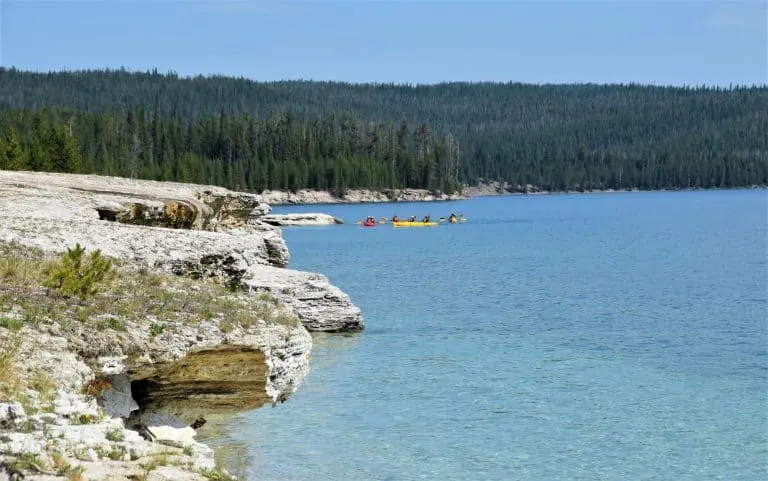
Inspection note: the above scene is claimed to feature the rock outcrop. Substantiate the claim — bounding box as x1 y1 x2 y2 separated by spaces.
0 243 311 480
0 171 362 330
243 267 363 332
261 187 466 205
462 180 510 197
3 170 273 232
0 170 365 480
261 213 344 226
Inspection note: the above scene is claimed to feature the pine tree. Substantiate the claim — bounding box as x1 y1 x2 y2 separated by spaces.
4 129 26 170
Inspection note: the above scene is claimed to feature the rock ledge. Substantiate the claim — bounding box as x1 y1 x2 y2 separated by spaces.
0 170 365 480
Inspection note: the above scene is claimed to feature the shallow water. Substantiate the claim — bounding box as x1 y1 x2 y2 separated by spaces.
211 190 767 481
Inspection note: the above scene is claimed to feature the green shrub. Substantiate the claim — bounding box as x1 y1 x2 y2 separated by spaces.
105 427 125 442
149 323 165 337
43 243 112 300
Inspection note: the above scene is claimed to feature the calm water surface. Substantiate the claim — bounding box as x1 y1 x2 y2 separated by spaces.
210 190 767 481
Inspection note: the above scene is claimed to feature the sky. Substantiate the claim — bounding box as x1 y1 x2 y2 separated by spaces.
0 0 765 87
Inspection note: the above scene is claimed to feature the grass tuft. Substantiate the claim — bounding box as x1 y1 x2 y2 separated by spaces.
0 241 303 364
0 333 24 401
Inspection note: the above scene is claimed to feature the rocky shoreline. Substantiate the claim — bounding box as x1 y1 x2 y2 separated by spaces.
0 171 364 480
462 180 768 198
260 187 466 205
259 182 768 208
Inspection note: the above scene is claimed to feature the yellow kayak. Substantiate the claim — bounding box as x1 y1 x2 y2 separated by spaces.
392 221 438 227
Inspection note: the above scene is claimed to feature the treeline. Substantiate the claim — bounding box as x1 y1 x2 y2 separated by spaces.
1 67 767 190
0 108 462 193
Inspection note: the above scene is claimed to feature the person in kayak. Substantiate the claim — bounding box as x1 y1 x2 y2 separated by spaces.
409 215 417 222
449 213 457 223
392 215 400 222
422 215 431 223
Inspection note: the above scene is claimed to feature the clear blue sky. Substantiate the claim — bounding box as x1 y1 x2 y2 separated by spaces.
1 0 765 86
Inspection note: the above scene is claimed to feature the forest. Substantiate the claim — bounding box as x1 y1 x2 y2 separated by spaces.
1 67 766 192
0 108 460 193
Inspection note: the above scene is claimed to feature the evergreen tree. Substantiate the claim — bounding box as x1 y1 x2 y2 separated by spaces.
4 129 25 170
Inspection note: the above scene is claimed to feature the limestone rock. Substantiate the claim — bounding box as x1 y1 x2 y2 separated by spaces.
0 170 367 480
260 187 466 205
0 171 365 332
146 466 210 481
261 213 343 226
261 228 291 267
0 170 288 269
0 403 25 430
145 425 197 448
100 374 140 419
244 266 364 332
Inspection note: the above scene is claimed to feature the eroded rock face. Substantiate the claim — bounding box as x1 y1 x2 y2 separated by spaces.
0 170 272 234
0 280 311 480
0 325 222 480
130 346 269 418
0 171 290 270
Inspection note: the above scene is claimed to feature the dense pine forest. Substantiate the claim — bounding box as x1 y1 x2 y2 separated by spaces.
1 67 766 192
0 108 460 193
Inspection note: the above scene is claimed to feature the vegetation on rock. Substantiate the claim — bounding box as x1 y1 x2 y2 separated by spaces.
42 243 113 300
0 240 304 480
0 242 300 364
0 240 300 414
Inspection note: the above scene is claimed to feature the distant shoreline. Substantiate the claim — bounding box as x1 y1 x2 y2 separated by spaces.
262 184 768 206
466 185 768 197
259 188 467 206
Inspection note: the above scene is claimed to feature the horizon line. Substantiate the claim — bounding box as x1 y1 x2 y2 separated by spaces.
1 65 766 90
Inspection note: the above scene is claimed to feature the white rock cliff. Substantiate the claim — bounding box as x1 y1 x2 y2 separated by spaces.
0 170 364 481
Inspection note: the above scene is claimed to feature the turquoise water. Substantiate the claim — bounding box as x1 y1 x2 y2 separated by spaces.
218 191 767 480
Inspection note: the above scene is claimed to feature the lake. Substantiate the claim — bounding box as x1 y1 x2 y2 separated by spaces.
208 190 767 481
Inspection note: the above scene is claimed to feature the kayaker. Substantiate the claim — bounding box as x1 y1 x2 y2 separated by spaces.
409 215 417 222
422 215 431 223
392 215 400 222
449 213 457 223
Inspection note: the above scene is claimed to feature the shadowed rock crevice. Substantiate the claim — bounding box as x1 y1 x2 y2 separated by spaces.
98 200 204 230
96 208 118 221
